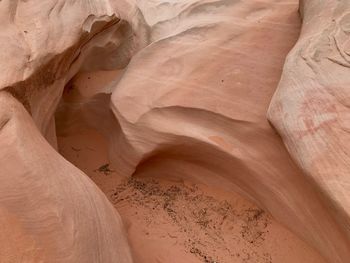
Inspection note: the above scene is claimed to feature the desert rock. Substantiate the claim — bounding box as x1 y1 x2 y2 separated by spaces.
0 0 349 262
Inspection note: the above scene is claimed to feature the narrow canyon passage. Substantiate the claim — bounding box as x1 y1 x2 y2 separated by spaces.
1 0 349 262
55 71 326 263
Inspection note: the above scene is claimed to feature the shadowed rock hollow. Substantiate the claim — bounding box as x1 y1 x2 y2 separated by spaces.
0 0 349 262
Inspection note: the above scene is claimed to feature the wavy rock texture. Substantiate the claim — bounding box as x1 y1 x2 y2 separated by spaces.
0 0 148 147
268 0 350 261
0 1 143 262
0 0 349 262
0 92 132 263
110 1 349 263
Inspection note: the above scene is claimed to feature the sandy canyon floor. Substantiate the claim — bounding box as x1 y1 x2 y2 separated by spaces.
55 73 327 263
1 0 350 262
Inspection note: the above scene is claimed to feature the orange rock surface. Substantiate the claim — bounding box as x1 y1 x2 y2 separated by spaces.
0 0 348 262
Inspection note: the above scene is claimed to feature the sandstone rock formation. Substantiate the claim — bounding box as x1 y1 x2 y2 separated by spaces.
0 0 349 262
0 1 139 262
109 1 350 262
0 92 133 263
268 0 350 261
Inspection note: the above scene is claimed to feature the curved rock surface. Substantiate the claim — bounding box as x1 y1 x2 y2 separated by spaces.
0 1 140 262
0 92 132 262
268 0 350 261
0 0 148 147
110 0 350 262
0 0 349 262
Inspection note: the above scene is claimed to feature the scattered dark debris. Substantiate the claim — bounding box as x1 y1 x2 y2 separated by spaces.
190 246 218 263
95 163 114 175
240 208 268 245
109 177 272 263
